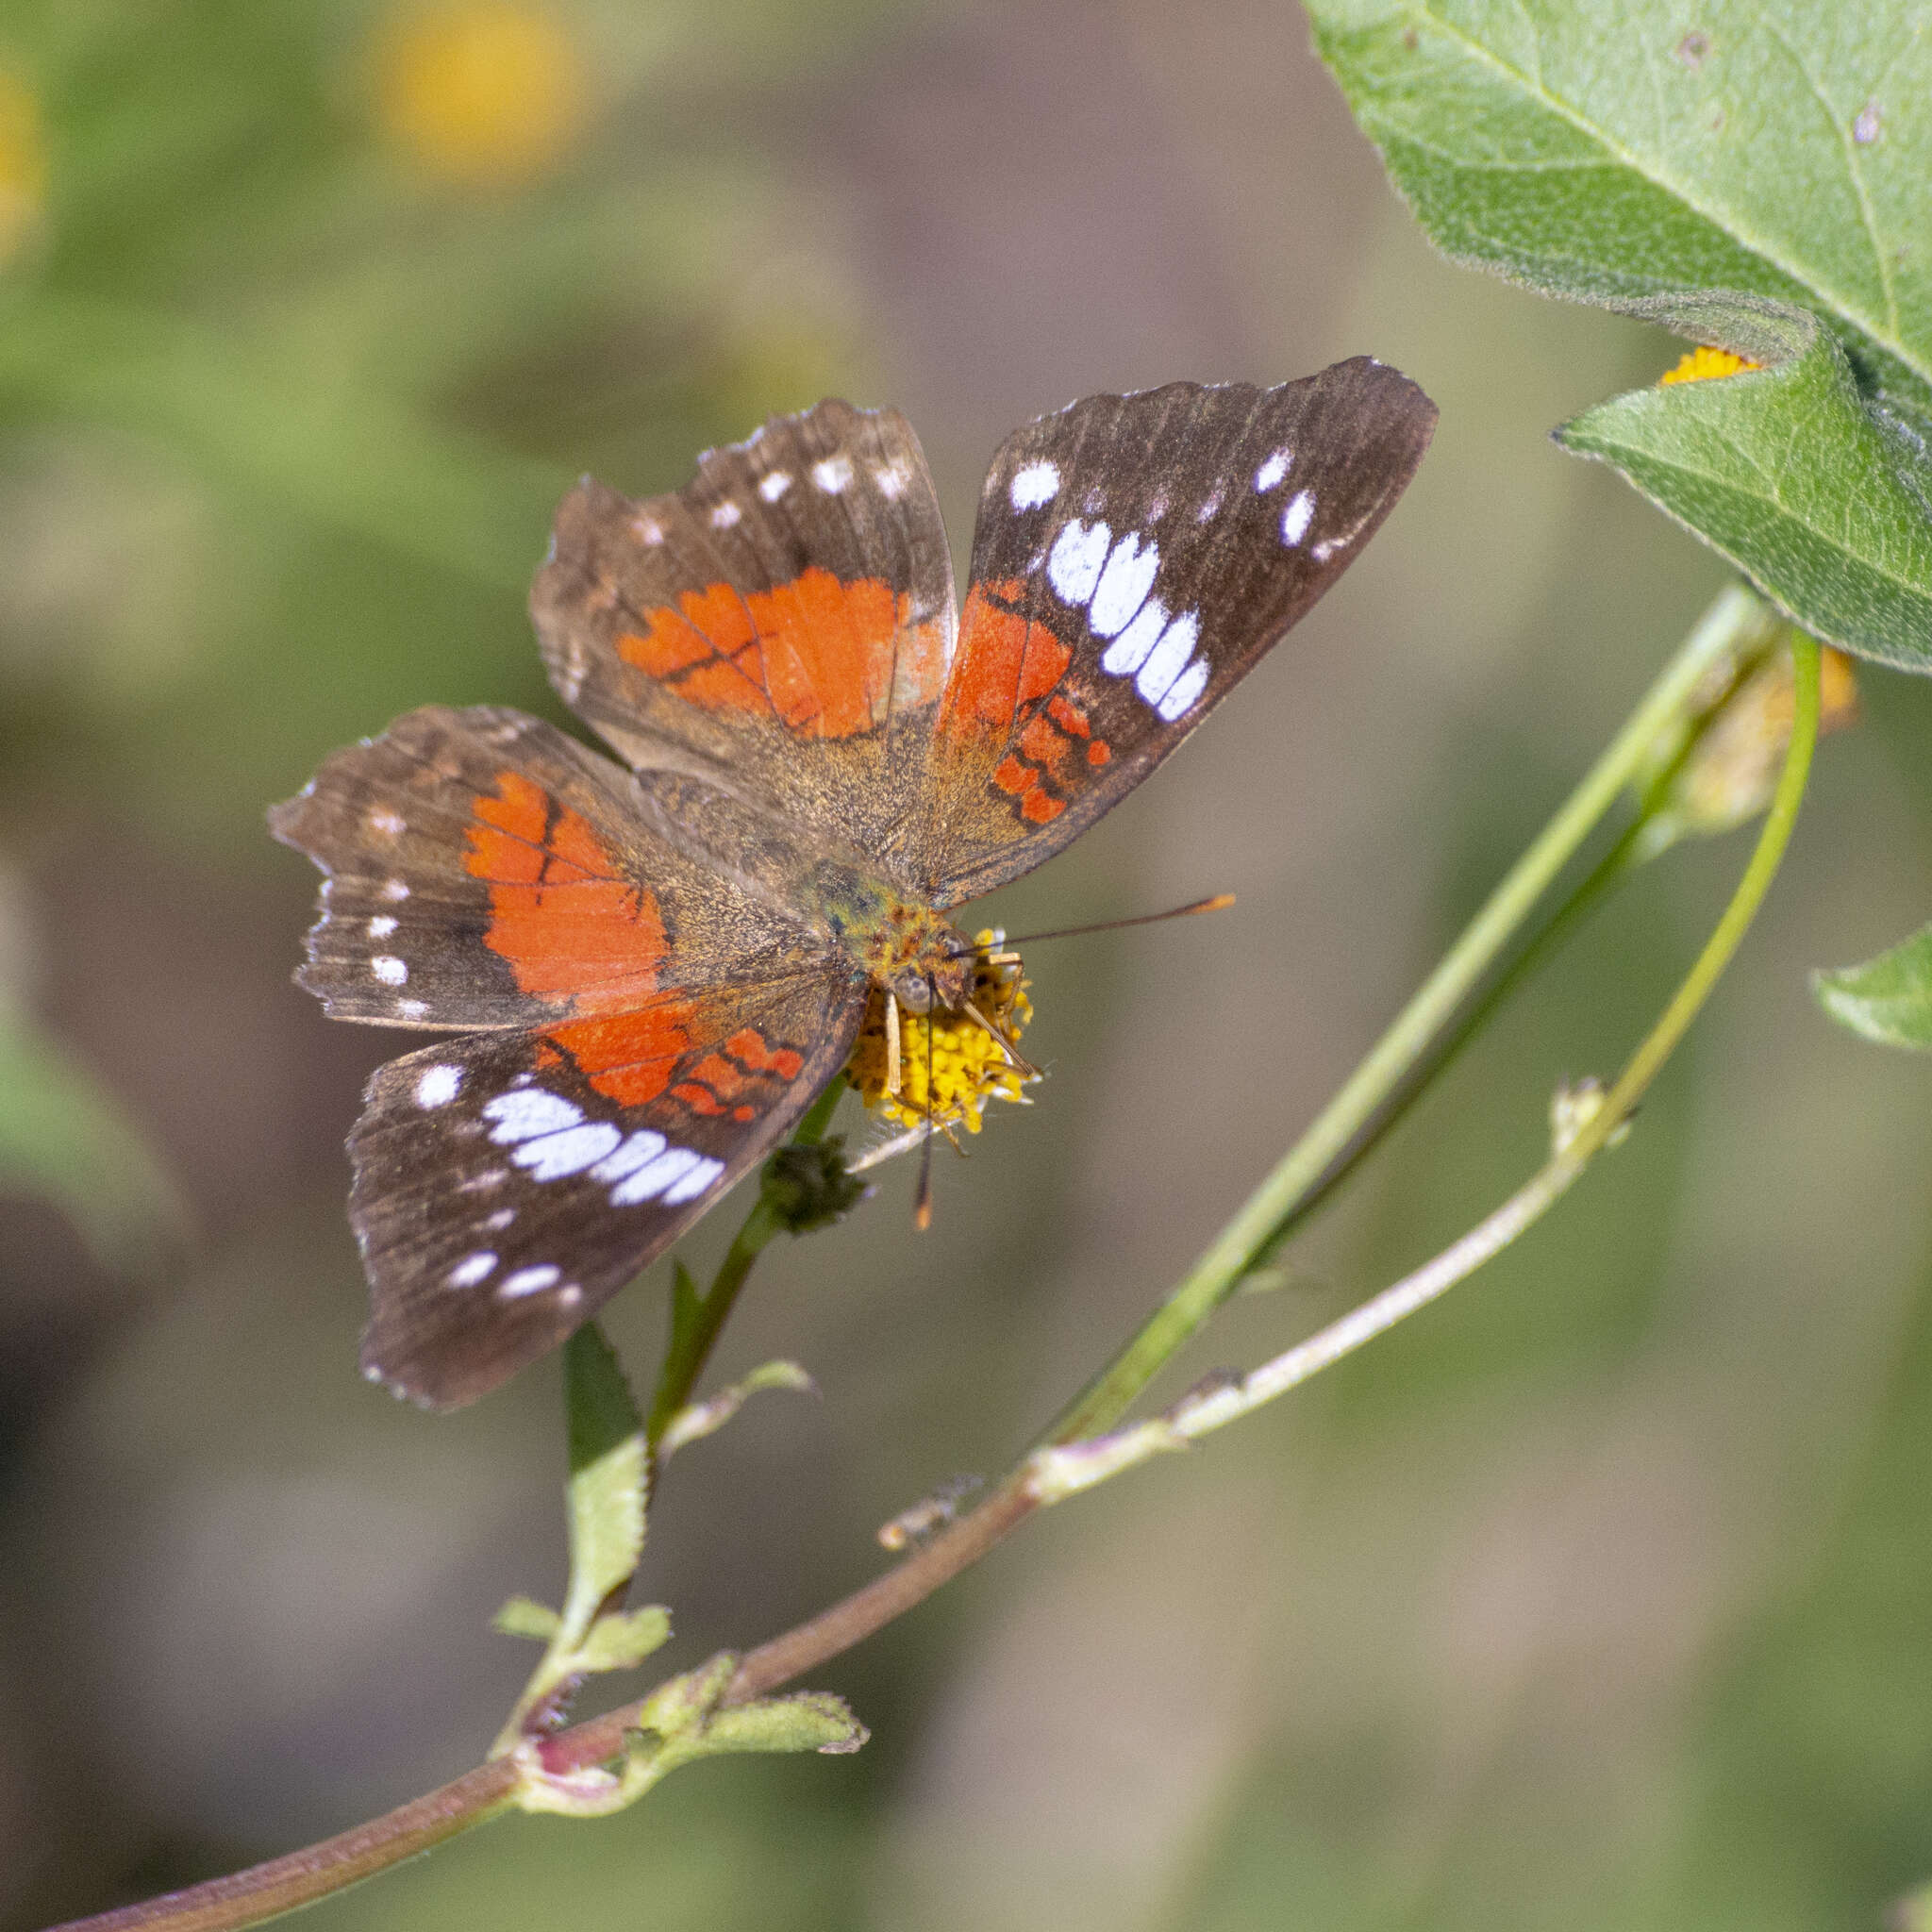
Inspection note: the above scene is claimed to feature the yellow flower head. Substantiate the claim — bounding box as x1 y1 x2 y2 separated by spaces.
373 4 585 187
1660 345 1760 385
0 66 46 270
846 931 1037 1136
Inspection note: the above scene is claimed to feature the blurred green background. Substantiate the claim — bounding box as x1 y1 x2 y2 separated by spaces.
4 3 1932 1927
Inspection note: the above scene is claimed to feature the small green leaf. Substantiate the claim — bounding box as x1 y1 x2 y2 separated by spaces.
492 1596 562 1642
562 1324 648 1631
1308 0 1932 418
700 1691 869 1758
1557 302 1932 670
574 1606 673 1674
657 1358 817 1459
668 1257 703 1355
1814 923 1932 1049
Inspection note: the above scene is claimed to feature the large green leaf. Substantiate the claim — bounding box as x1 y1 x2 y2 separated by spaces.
1557 298 1932 669
1310 0 1932 665
1309 0 1932 413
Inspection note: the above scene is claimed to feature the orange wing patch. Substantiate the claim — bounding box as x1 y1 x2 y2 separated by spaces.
941 579 1107 824
543 1001 698 1108
465 770 669 1015
617 567 944 739
940 579 1074 742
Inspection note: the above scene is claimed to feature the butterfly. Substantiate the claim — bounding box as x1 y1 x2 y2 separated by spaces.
271 360 1437 1407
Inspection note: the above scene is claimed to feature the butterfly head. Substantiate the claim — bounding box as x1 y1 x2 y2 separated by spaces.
849 897 976 1014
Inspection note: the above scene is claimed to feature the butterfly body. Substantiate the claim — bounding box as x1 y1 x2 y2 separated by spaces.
274 363 1436 1407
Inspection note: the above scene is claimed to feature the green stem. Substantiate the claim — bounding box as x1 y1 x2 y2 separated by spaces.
1027 637 1824 1498
643 1081 843 1455
1043 580 1774 1446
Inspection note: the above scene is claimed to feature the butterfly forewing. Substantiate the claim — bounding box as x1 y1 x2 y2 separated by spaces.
353 970 865 1408
917 360 1436 900
531 400 958 885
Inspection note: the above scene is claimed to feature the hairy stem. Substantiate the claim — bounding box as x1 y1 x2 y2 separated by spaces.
1042 580 1774 1446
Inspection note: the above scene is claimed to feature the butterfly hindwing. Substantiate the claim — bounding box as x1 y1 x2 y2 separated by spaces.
352 967 867 1408
530 399 958 884
918 359 1436 900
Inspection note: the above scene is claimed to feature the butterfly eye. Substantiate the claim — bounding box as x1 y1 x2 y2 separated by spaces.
891 968 934 1014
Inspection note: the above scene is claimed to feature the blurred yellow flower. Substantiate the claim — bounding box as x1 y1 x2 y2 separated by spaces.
373 4 586 187
0 65 46 267
1660 345 1760 385
847 932 1038 1137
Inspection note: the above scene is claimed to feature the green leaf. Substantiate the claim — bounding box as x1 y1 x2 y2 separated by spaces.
657 1359 817 1459
0 997 191 1280
1308 0 1932 416
562 1324 648 1632
574 1606 673 1674
699 1692 869 1758
1813 922 1932 1049
492 1596 562 1642
1557 300 1932 668
1309 0 1932 663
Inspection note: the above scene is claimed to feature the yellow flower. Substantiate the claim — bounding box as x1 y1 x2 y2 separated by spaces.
1659 345 1760 385
846 931 1037 1136
373 4 585 187
0 66 46 269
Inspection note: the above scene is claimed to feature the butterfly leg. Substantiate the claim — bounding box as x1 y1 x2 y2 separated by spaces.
962 998 1040 1081
884 990 903 1096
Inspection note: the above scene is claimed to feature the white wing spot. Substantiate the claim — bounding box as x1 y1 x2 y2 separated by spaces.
372 956 408 986
758 470 791 502
368 808 405 839
1156 657 1210 721
590 1128 667 1182
558 1284 584 1309
631 514 665 545
811 455 853 494
873 460 910 500
509 1121 623 1182
500 1264 561 1298
368 914 398 939
708 499 741 529
484 1207 516 1232
1046 519 1111 606
1254 449 1291 491
379 878 410 902
398 998 428 1021
1281 490 1316 546
1312 537 1345 562
415 1064 463 1108
1009 460 1060 510
1088 534 1160 638
458 1168 507 1192
447 1251 497 1289
484 1089 583 1142
1136 612 1200 708
1197 486 1224 523
662 1157 724 1205
1099 596 1169 677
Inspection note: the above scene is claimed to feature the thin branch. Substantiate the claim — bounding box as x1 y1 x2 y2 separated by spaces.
1041 580 1778 1448
44 598 1802 1932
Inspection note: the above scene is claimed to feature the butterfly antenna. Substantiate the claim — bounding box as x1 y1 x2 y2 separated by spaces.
949 892 1236 956
914 977 936 1231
